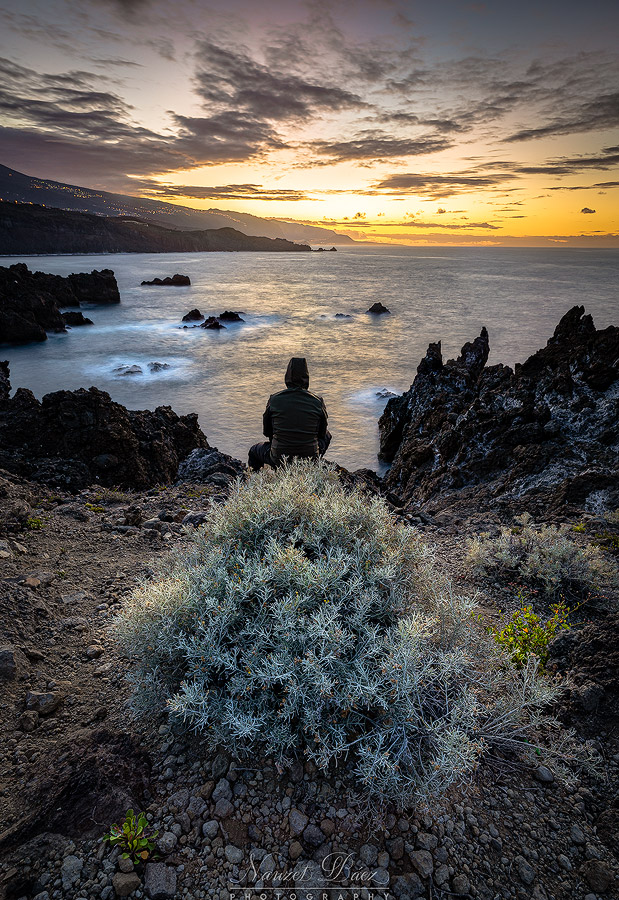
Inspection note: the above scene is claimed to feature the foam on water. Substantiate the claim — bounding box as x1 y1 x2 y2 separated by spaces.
2 246 617 471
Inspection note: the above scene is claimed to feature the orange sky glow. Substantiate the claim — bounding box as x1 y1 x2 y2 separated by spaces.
1 0 617 246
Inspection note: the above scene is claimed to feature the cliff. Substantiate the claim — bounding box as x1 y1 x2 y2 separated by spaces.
0 201 311 255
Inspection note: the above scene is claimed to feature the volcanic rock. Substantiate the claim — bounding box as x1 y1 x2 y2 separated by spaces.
141 274 191 286
201 316 226 330
61 311 93 327
182 308 203 321
368 302 390 314
177 448 246 486
113 364 143 376
0 264 119 345
218 310 244 322
0 360 10 401
379 307 619 516
0 364 210 490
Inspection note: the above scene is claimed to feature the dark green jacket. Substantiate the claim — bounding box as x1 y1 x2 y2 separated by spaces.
263 359 328 462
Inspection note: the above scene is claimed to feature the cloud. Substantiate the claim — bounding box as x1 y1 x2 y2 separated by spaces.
307 134 452 163
193 39 364 124
369 170 516 199
138 182 316 201
0 54 288 185
311 218 500 230
581 207 596 214
506 91 619 142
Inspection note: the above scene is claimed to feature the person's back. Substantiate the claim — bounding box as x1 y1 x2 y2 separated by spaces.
248 357 331 470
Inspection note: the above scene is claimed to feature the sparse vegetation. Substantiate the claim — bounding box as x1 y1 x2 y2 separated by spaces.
102 809 158 865
467 513 616 599
483 594 570 669
85 502 105 514
25 515 44 530
116 461 562 807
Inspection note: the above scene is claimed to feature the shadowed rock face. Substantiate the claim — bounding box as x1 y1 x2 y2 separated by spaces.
0 264 119 345
379 307 619 516
0 365 209 490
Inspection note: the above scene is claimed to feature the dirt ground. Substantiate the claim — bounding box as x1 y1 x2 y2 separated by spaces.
1 469 618 900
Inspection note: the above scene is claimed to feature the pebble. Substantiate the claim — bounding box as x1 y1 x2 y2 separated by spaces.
289 808 309 836
532 766 555 784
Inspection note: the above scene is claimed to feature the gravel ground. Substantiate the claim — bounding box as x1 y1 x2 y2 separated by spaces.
1 470 617 900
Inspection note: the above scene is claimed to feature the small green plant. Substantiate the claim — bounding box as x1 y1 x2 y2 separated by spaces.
594 531 619 556
25 516 44 530
571 522 586 534
485 597 570 669
102 809 158 865
85 503 105 514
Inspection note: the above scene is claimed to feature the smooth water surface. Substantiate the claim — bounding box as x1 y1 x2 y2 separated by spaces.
3 246 618 471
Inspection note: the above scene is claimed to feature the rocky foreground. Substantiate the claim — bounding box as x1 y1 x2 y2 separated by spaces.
0 305 618 899
0 469 617 900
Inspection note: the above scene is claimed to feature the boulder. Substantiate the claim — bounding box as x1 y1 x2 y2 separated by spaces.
367 302 390 314
218 310 244 322
177 448 246 486
379 307 619 516
0 264 119 345
141 274 190 286
182 308 203 321
0 364 209 490
61 311 93 326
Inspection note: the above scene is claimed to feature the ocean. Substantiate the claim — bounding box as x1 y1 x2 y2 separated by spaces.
2 246 618 472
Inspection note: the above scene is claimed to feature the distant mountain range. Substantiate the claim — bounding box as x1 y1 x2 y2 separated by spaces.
0 165 354 245
0 200 313 255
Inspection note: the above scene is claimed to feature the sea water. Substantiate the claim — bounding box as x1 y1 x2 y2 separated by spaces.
2 246 618 472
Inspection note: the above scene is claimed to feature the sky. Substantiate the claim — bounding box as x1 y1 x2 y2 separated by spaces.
0 0 618 245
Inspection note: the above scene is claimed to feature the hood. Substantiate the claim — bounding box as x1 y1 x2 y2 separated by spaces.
285 357 309 389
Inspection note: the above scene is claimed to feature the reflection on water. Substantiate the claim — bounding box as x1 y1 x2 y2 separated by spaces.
3 246 618 471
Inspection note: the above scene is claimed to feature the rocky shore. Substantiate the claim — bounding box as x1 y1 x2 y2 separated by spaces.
0 305 618 900
0 265 119 345
379 306 619 521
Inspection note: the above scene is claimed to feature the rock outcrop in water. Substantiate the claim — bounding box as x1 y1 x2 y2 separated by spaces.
379 306 619 516
0 364 213 490
0 264 119 345
141 274 191 286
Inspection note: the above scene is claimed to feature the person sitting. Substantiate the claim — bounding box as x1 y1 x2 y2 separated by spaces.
248 357 331 471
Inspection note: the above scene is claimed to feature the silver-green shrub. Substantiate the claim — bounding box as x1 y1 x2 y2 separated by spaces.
467 513 617 598
115 462 561 806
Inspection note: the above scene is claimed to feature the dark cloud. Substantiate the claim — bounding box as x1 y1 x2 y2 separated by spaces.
581 207 596 214
370 171 516 199
506 91 619 142
139 182 315 201
307 134 452 163
0 54 287 184
193 39 364 124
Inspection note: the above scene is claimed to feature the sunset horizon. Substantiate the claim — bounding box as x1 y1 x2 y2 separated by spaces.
1 0 617 246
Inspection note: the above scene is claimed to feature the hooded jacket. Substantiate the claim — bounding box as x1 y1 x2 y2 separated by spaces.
263 358 328 462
